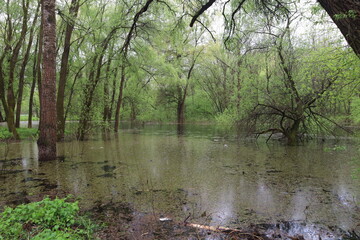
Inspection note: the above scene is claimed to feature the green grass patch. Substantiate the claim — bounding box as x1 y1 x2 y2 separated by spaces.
0 196 98 240
19 115 39 121
0 127 38 140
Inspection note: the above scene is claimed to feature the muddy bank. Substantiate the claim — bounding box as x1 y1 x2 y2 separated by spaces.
88 200 358 240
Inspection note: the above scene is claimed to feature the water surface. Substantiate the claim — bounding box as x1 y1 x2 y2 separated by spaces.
1 124 359 239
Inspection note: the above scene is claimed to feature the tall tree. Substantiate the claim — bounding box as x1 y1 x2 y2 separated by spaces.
114 0 155 132
38 0 57 160
56 0 80 141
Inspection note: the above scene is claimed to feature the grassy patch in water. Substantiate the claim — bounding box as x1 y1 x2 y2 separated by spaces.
0 127 38 140
0 196 98 240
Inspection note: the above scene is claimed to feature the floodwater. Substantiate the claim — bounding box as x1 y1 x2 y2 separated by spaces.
1 124 360 239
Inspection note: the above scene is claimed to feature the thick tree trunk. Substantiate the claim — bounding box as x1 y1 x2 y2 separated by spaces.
318 0 360 56
38 0 57 161
56 0 79 141
284 119 301 146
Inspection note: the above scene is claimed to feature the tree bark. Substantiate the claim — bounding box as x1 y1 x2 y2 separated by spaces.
56 0 80 141
318 0 360 56
38 0 57 161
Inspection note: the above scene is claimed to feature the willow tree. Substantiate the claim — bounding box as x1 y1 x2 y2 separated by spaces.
189 0 360 57
38 0 57 160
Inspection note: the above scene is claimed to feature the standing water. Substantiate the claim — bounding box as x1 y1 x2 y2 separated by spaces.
1 124 359 239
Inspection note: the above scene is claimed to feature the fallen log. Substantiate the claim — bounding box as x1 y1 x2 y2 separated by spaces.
184 222 264 240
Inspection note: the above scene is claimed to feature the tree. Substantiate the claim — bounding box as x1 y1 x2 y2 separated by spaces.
249 11 355 144
37 0 57 160
0 0 30 140
56 0 80 141
317 0 360 57
189 0 360 57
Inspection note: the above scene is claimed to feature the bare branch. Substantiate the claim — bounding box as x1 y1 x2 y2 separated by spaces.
190 0 216 27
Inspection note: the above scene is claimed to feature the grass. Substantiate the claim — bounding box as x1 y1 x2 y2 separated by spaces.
19 115 39 121
0 127 38 140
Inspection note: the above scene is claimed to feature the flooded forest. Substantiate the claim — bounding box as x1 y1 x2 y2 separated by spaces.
1 0 360 239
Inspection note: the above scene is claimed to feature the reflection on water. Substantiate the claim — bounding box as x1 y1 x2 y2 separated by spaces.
1 124 360 238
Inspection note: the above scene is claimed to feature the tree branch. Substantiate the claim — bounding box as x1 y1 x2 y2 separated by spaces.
190 0 216 27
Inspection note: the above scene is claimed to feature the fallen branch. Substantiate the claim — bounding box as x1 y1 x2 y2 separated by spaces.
184 222 264 240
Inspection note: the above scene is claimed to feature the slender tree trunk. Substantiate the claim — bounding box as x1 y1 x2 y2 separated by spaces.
108 68 118 122
318 0 360 57
64 64 85 121
56 0 80 141
0 109 4 122
38 0 57 161
177 86 187 125
28 44 38 128
114 64 126 132
103 51 113 122
16 2 40 128
3 0 30 139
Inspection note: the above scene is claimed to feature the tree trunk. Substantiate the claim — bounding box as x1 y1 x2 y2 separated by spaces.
114 64 126 132
108 68 118 122
16 2 40 128
28 37 39 128
318 0 360 57
103 51 113 122
177 86 186 125
0 109 4 122
56 0 80 141
284 119 301 146
38 0 57 161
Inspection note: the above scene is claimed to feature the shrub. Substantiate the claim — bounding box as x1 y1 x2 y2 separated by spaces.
0 196 97 240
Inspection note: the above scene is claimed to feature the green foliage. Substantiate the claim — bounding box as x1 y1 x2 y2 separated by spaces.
0 127 37 140
0 196 97 240
350 98 360 124
334 10 358 20
0 128 13 140
324 145 347 152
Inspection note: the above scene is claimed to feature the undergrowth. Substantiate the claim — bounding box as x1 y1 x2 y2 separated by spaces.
0 196 98 240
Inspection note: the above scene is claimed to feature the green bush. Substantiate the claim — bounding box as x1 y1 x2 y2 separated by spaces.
0 196 97 240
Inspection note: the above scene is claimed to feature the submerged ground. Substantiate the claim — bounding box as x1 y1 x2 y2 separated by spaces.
0 124 360 239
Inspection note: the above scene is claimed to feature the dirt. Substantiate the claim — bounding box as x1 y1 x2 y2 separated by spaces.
88 200 270 240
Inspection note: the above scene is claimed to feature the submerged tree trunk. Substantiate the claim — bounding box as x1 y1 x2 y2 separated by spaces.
56 0 80 141
284 119 301 146
177 85 187 125
38 0 57 161
318 0 360 57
